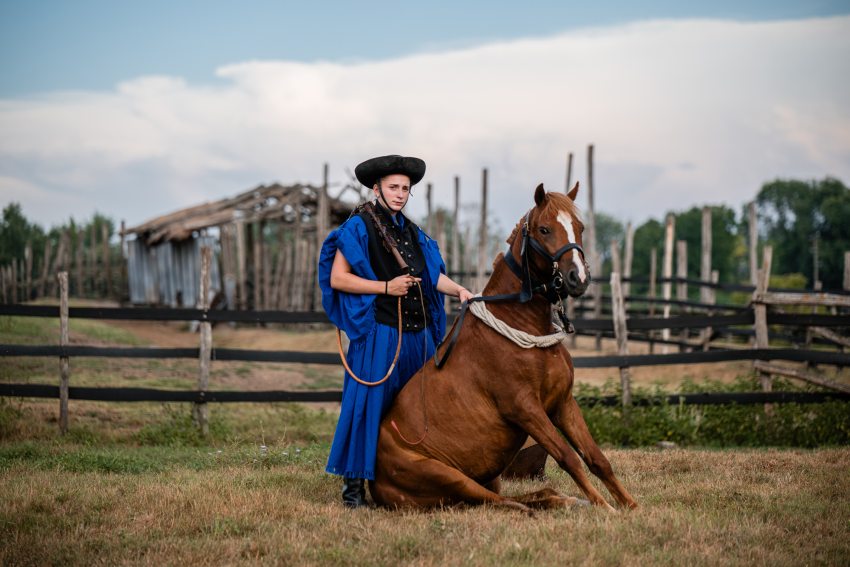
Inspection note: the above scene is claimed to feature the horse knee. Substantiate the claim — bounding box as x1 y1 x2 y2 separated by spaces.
587 457 614 479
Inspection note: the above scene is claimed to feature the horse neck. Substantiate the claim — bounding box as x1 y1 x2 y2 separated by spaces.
481 255 554 336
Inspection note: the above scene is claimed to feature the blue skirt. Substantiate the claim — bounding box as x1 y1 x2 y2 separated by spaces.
326 324 435 480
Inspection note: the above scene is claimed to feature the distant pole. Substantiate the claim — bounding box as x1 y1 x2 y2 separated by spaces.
426 183 434 236
753 245 773 393
39 239 52 299
812 235 820 288
58 272 70 434
452 176 460 281
235 219 247 310
24 242 32 301
194 246 212 436
748 202 758 286
317 163 330 243
662 214 675 352
700 207 712 304
623 222 633 301
586 144 602 350
101 223 111 298
610 272 631 408
565 152 574 193
74 231 84 298
677 239 688 348
476 168 488 293
844 252 850 291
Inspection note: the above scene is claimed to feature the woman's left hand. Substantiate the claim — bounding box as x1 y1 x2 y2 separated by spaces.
458 287 474 304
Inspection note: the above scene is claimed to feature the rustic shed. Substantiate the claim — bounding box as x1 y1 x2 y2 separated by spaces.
122 181 352 309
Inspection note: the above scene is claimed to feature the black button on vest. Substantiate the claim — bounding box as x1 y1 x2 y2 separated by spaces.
357 206 431 331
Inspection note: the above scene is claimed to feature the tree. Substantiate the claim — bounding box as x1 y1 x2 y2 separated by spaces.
756 177 850 289
0 202 46 266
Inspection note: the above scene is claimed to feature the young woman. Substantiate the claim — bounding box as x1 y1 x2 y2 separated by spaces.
317 155 473 507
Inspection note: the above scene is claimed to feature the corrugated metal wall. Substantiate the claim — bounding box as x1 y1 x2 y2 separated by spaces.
127 236 221 307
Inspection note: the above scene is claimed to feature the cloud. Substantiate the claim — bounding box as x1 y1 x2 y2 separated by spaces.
1 16 848 233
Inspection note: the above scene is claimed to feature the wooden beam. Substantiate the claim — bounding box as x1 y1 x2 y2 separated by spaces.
610 272 631 408
753 361 850 394
476 168 488 293
753 245 773 392
700 206 712 304
810 326 850 348
756 291 850 308
58 272 70 434
193 246 212 436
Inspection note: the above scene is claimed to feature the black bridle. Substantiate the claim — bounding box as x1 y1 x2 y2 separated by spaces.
434 210 589 369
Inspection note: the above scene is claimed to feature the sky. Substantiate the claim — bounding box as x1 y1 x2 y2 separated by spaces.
1 1 849 239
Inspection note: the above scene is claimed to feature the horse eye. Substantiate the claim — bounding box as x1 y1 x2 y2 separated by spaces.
539 226 550 235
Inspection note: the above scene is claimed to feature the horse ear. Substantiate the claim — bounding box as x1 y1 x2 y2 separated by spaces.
567 181 580 202
534 183 546 207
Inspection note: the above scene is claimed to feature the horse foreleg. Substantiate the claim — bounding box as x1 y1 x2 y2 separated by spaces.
557 396 638 509
511 487 590 510
509 406 615 511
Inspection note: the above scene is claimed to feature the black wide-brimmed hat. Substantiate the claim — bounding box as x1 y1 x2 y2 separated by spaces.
355 155 426 189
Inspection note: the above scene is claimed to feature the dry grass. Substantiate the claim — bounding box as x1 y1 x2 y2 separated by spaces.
2 313 849 565
1 447 848 566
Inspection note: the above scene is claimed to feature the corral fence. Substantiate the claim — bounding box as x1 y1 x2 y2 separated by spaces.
2 252 849 434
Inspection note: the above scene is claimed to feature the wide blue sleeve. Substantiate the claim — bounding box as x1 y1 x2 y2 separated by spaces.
318 216 377 343
418 228 447 345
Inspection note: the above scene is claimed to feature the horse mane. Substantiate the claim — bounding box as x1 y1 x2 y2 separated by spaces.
505 191 582 245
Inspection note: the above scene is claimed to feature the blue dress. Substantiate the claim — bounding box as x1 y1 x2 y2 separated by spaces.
318 214 446 480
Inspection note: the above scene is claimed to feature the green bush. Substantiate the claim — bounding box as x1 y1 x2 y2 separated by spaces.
575 376 850 447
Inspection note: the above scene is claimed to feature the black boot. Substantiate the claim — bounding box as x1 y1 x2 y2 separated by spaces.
342 477 367 509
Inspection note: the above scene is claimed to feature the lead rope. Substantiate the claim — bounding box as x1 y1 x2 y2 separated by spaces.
335 296 403 386
391 281 429 445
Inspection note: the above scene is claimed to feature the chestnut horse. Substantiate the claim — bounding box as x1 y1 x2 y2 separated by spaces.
370 183 637 513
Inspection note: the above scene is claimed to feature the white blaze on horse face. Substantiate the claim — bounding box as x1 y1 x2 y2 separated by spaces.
556 211 587 283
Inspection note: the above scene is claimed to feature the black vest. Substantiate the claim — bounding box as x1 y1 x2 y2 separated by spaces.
357 205 431 332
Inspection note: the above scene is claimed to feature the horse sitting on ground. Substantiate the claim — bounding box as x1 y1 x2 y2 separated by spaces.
370 183 637 513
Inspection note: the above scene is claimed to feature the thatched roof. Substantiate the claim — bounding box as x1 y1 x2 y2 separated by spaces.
124 183 354 245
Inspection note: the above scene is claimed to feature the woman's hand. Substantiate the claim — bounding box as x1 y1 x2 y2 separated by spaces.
386 274 421 296
457 287 474 304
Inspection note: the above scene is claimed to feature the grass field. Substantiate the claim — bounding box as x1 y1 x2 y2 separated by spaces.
1 311 849 566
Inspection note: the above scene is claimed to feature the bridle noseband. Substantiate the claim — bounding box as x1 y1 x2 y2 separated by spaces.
505 210 588 304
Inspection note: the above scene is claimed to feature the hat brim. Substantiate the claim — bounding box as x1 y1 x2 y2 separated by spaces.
355 155 426 188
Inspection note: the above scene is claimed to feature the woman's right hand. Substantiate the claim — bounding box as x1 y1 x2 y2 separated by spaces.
386 274 421 296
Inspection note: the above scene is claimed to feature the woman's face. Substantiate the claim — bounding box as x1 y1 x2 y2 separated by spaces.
374 174 412 213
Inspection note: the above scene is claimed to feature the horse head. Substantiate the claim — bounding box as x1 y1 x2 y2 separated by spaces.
507 182 591 300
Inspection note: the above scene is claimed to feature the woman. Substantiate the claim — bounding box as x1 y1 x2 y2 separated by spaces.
317 154 473 508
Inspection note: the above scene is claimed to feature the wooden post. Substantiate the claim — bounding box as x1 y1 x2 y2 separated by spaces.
0 267 6 303
812 235 819 288
702 270 719 351
24 242 32 301
649 247 657 354
677 240 688 347
661 215 675 352
39 239 52 299
844 252 850 291
101 223 111 298
194 246 212 436
49 234 67 297
119 220 127 298
235 219 247 310
753 245 773 392
426 182 434 236
610 239 622 279
10 261 17 303
565 152 573 193
452 176 460 283
74 230 84 298
263 224 273 311
700 206 712 304
87 223 96 296
253 221 263 312
476 168 488 293
748 202 758 287
610 272 631 408
623 222 633 301
58 272 70 434
317 163 330 243
586 144 602 350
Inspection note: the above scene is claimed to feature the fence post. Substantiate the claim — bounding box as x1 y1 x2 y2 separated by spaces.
24 242 32 301
701 206 712 304
661 214 675 352
677 239 688 348
476 168 488 293
648 247 657 354
748 202 758 286
452 176 461 287
101 223 111 298
702 270 718 351
194 246 212 436
586 144 602 351
844 251 850 292
39 239 52 299
58 272 70 434
235 219 247 310
610 272 631 409
564 151 573 193
753 245 773 392
623 222 633 301
1 267 6 303
426 182 433 237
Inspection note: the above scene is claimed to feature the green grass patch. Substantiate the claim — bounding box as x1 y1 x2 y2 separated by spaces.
577 375 850 447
